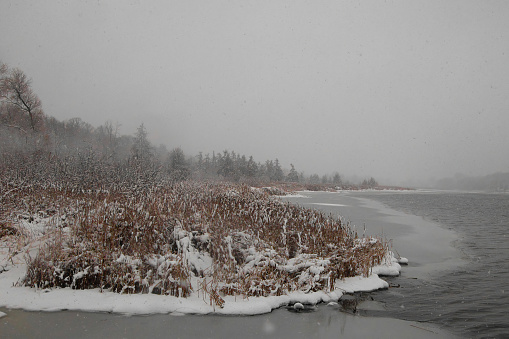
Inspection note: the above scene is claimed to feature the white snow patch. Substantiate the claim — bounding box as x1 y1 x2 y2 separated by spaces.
371 251 407 277
293 302 304 310
336 274 388 293
398 257 409 264
371 264 401 276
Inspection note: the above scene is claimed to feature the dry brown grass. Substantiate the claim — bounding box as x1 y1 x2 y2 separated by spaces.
3 180 388 301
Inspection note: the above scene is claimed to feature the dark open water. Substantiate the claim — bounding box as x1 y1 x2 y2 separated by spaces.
358 191 509 339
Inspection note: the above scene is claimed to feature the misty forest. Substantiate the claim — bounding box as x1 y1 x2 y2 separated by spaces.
0 63 381 190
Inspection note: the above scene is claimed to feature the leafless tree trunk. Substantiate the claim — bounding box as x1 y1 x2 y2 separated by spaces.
0 65 45 132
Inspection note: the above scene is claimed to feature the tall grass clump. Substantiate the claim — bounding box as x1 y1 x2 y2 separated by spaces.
10 180 388 302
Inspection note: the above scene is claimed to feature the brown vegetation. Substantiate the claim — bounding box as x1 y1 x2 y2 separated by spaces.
2 178 388 302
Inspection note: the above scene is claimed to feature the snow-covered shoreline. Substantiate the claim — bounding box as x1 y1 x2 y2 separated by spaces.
0 216 405 317
0 261 401 316
0 184 406 317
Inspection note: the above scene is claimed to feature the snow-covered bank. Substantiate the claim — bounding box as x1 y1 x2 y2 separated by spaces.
0 239 402 316
0 182 406 316
0 267 395 316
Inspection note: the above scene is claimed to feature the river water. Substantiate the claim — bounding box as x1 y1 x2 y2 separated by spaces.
288 190 508 338
3 190 507 338
355 191 509 338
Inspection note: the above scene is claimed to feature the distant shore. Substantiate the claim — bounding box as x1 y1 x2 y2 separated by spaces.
260 183 414 196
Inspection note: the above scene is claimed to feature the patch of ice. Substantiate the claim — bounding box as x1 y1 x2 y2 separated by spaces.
280 193 310 198
310 203 346 207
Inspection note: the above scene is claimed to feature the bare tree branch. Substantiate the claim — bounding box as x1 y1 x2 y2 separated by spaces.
0 67 44 132
1 123 28 135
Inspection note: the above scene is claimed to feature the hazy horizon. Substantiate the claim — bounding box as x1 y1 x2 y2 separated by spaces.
2 1 508 186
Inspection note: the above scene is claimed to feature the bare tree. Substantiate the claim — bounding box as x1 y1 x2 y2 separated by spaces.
0 63 7 90
104 120 120 146
0 65 45 132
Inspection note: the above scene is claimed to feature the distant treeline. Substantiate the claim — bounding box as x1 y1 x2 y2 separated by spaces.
1 62 379 189
435 172 509 192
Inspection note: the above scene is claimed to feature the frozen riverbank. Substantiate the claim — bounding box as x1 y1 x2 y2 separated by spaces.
0 262 394 316
0 188 461 338
0 183 403 317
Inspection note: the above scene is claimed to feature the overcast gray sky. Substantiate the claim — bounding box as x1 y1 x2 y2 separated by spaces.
1 1 508 185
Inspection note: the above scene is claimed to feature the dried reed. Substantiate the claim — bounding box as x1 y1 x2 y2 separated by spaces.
3 180 388 302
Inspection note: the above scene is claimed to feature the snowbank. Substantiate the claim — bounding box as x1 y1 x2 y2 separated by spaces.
0 262 395 315
371 251 408 276
0 235 403 316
